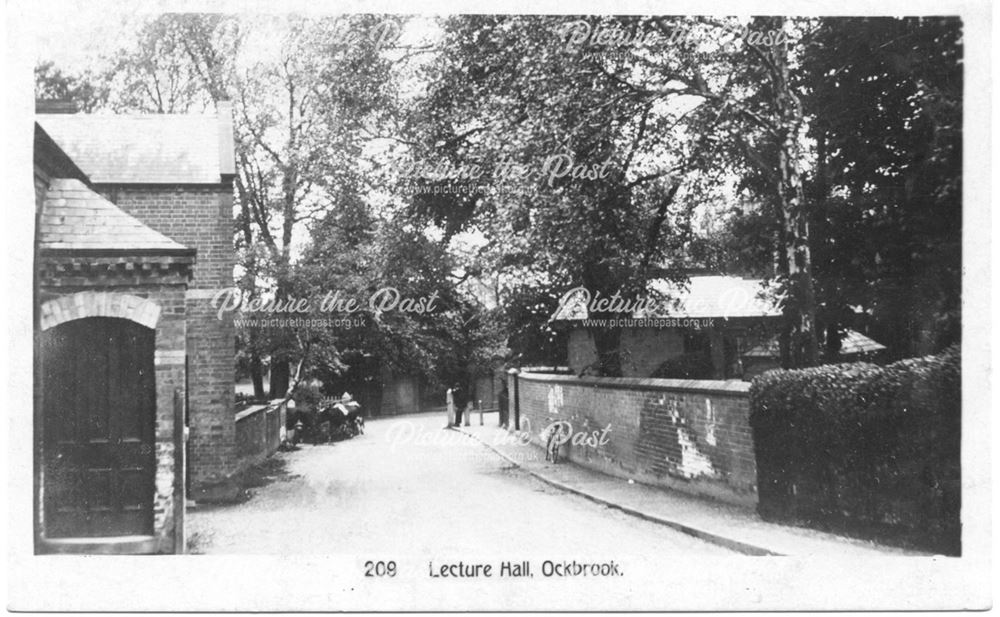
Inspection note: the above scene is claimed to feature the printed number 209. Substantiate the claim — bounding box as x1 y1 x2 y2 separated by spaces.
365 561 397 577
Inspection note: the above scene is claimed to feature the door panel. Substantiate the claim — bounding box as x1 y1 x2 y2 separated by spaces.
42 317 156 538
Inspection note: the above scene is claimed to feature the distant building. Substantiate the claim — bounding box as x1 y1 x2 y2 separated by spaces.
550 275 783 380
741 328 888 379
33 103 235 553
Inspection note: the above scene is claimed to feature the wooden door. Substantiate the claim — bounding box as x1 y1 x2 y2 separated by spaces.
42 317 156 538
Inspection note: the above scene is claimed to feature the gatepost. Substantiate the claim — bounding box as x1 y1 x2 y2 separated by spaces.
508 368 521 431
445 387 455 428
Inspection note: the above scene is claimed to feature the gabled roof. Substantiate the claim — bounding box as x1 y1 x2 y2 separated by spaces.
34 123 88 184
550 275 783 321
39 178 192 254
743 329 887 358
645 276 782 319
37 104 235 185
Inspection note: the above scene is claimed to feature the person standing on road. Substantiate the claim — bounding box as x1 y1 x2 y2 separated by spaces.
464 384 475 427
498 381 509 428
452 383 467 427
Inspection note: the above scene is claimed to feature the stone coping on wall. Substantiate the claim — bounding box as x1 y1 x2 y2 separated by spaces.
514 366 573 374
516 370 750 396
234 399 286 422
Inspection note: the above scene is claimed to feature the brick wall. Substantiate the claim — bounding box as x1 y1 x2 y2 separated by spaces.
100 186 234 289
102 185 236 486
511 371 758 507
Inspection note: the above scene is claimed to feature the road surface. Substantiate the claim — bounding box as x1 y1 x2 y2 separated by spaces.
187 413 732 555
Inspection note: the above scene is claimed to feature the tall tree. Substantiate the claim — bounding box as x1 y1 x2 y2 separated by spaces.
800 16 962 357
730 16 819 367
232 15 400 395
101 15 238 113
678 16 962 362
84 14 403 396
402 15 746 374
35 61 107 111
402 15 834 371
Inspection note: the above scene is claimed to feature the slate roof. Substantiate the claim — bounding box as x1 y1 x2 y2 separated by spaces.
34 124 89 183
39 178 191 253
37 108 234 185
550 275 783 321
743 329 887 358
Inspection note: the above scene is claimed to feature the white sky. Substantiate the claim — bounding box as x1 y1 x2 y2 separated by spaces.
29 6 441 72
28 2 150 71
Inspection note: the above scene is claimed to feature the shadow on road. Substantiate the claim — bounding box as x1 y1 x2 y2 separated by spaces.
194 452 302 510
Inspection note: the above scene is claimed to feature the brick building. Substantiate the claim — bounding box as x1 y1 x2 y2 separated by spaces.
551 275 783 380
33 104 236 553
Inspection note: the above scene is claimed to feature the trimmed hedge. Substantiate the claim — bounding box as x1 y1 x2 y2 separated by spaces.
749 345 960 554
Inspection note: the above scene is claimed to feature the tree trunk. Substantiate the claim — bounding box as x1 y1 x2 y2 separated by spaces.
235 174 271 399
250 354 265 399
267 109 299 399
582 262 624 377
269 361 290 398
590 327 623 377
812 132 843 358
770 18 819 368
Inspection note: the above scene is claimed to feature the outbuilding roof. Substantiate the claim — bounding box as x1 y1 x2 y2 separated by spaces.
36 104 235 185
39 178 192 254
550 275 783 321
742 329 887 358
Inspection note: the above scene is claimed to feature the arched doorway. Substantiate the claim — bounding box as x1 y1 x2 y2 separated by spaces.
41 317 156 538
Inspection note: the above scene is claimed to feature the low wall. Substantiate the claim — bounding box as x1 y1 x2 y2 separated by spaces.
510 371 757 508
235 399 287 470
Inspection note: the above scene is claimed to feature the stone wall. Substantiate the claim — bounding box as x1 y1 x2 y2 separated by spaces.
235 400 286 470
510 371 757 507
380 375 422 415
